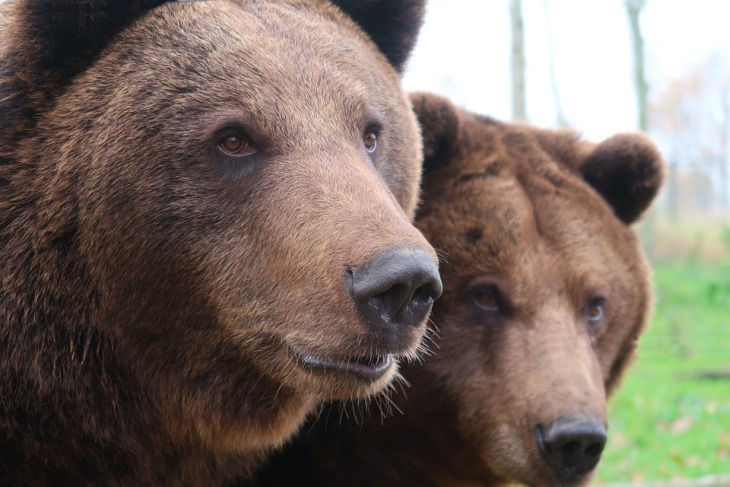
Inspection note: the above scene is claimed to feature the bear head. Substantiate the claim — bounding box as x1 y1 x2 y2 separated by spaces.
0 1 440 483
407 92 664 486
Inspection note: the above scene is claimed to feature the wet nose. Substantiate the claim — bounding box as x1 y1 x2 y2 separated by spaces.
347 246 442 333
535 414 607 480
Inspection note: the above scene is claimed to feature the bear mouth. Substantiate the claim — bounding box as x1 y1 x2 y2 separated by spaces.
289 348 394 382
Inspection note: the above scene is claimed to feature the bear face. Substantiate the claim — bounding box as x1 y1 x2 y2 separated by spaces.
251 93 664 487
406 92 664 486
0 1 440 484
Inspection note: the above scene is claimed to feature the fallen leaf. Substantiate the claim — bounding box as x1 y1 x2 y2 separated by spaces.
670 416 692 434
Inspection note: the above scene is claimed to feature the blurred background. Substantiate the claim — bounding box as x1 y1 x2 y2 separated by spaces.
403 0 730 484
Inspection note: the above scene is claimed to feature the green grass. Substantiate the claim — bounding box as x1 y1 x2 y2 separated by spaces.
596 258 730 483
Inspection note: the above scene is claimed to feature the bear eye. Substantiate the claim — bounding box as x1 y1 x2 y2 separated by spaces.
586 298 605 324
219 134 256 156
363 122 381 155
470 286 501 312
364 131 378 153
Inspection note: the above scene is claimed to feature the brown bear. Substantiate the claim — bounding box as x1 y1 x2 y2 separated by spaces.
251 92 665 487
0 1 443 485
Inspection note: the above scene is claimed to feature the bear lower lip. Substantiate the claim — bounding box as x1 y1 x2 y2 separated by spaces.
291 349 394 382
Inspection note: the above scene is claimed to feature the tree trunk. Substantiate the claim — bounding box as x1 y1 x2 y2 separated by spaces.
626 0 648 132
718 87 729 210
543 0 569 128
510 0 527 121
625 0 656 256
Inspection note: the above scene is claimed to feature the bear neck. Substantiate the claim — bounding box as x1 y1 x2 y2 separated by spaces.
0 167 266 484
1 164 303 484
1 180 138 481
363 368 502 486
258 370 501 486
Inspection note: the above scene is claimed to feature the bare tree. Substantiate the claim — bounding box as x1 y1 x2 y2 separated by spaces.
625 0 656 254
650 54 730 216
709 58 730 210
510 0 526 121
543 0 569 128
625 0 648 132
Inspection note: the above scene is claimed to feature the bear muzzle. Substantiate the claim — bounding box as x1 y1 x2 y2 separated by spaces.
284 246 441 386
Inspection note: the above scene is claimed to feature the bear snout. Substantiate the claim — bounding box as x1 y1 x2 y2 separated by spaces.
534 413 607 483
347 245 442 343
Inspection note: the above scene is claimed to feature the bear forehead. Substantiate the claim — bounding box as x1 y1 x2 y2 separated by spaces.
421 153 641 298
427 154 621 241
165 4 377 73
75 1 405 133
135 1 393 85
424 117 632 250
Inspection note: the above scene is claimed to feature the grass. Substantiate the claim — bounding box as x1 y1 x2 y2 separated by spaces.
596 256 730 483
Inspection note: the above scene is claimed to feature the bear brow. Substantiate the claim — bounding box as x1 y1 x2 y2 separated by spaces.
454 160 503 186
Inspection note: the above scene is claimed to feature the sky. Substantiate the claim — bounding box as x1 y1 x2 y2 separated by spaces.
402 0 730 142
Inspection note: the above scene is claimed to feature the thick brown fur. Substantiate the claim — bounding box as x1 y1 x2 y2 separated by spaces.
0 1 436 485
252 93 665 487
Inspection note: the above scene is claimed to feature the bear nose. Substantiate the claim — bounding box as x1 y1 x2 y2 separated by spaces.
535 414 607 480
347 246 442 333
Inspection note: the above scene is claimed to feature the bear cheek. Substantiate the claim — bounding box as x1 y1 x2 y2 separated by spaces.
596 279 651 394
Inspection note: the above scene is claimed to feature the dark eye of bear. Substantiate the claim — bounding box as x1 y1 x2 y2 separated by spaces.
586 298 605 324
364 132 378 153
220 135 256 156
470 286 500 312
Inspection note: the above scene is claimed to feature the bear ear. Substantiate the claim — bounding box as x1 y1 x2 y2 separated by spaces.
330 0 425 73
0 0 172 151
4 0 170 96
409 92 462 177
579 133 665 224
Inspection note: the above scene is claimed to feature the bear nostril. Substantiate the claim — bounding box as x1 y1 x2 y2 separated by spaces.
377 283 410 317
348 246 442 335
377 279 441 320
535 414 607 480
413 280 441 303
585 442 605 459
407 280 441 322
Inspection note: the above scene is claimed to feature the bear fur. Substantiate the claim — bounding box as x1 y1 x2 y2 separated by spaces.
0 1 441 485
251 92 665 487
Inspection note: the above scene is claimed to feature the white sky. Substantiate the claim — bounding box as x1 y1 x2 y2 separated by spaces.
402 0 730 141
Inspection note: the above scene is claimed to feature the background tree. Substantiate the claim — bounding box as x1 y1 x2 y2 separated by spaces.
510 0 526 121
626 0 648 132
625 0 654 254
650 54 730 218
543 0 569 128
